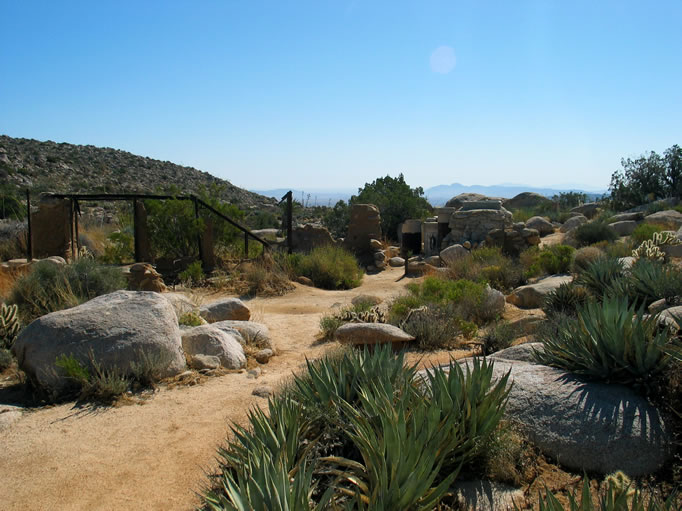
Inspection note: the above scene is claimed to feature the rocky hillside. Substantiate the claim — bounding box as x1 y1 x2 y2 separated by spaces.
0 135 276 210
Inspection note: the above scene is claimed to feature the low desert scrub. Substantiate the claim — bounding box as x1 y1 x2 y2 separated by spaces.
571 246 606 274
203 346 510 509
537 244 575 274
178 260 205 287
286 245 363 290
479 320 523 355
9 259 126 323
0 220 28 261
524 475 679 511
446 246 524 292
536 297 678 389
179 311 203 327
573 221 618 247
631 222 667 247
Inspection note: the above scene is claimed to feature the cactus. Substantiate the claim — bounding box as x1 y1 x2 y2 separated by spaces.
0 303 20 350
633 231 681 262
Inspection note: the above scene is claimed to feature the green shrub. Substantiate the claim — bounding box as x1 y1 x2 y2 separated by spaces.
100 229 134 264
287 245 363 290
179 311 203 327
631 222 664 246
9 260 126 323
571 246 605 274
480 321 521 355
399 303 475 349
178 261 204 287
318 314 344 340
573 221 617 247
538 245 575 274
542 283 591 318
536 297 676 389
0 348 13 371
625 258 682 308
447 246 525 292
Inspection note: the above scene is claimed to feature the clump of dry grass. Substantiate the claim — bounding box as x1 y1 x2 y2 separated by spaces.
229 253 294 297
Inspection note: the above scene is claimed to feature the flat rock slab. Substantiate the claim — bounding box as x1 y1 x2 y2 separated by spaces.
335 323 415 345
12 291 186 392
506 275 573 309
199 298 250 323
433 359 673 476
181 325 246 370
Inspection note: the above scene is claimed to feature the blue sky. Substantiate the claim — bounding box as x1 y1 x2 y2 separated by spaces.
1 1 681 192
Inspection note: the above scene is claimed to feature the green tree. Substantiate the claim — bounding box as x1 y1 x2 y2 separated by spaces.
609 145 682 210
322 200 350 238
351 173 431 240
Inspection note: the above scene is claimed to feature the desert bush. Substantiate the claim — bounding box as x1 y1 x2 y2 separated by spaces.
287 245 362 290
525 475 679 511
0 348 13 371
240 254 294 297
399 303 476 349
318 314 344 339
9 259 126 323
179 311 203 327
205 346 511 510
535 297 677 389
631 222 665 246
179 261 205 287
542 283 591 318
446 246 525 292
538 244 575 274
100 229 134 264
576 257 625 301
519 246 543 278
573 221 618 247
480 321 522 355
472 421 536 487
571 246 606 274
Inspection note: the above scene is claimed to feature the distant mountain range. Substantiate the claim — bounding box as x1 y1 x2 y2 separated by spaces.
254 183 607 207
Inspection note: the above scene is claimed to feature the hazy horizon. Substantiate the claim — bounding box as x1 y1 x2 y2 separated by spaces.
2 1 681 192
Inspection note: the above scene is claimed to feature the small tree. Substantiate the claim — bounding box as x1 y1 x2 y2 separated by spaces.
351 173 431 240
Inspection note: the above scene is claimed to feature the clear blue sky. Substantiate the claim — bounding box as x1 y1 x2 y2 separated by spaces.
1 1 681 192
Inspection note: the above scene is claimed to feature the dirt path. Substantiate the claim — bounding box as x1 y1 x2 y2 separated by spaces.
0 266 421 511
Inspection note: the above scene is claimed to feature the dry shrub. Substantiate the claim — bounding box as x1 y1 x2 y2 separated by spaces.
238 252 294 297
571 246 606 274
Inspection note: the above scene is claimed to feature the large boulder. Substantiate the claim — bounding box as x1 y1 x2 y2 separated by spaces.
609 212 644 223
445 193 498 209
291 224 334 253
335 323 415 345
212 320 276 353
481 286 505 321
181 325 246 369
199 298 251 323
560 215 588 233
506 275 573 309
570 203 600 219
525 216 554 236
608 220 638 237
450 359 673 476
503 192 551 211
343 204 382 255
645 210 682 228
12 291 186 392
439 244 469 265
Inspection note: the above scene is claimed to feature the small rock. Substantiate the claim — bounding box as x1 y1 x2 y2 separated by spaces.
189 354 220 370
199 298 251 322
488 342 544 363
255 348 274 364
462 241 472 250
247 368 262 379
296 276 314 286
0 405 23 431
506 275 573 309
388 257 405 267
424 255 441 267
369 239 383 251
335 323 415 345
181 325 246 369
252 385 274 398
351 294 383 306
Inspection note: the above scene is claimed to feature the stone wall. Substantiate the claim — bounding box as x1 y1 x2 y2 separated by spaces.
344 204 381 255
291 224 334 253
444 208 513 246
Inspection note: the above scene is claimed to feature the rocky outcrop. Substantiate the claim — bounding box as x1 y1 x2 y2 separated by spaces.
486 224 540 256
211 320 275 352
291 224 334 253
12 291 186 392
506 275 573 309
335 323 415 345
570 203 600 218
504 192 552 211
525 216 554 236
560 215 588 233
645 210 682 228
445 193 500 209
439 244 468 265
608 220 638 237
609 211 644 223
444 208 513 245
199 298 251 323
344 204 382 255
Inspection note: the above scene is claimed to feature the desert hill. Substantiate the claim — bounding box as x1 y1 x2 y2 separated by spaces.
0 135 276 210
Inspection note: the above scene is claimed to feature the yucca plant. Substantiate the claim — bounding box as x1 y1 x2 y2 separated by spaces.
535 297 674 388
524 477 679 511
542 283 591 318
576 257 626 301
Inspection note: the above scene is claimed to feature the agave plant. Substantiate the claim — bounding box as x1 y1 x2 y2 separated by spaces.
542 283 591 318
535 297 674 387
576 257 626 301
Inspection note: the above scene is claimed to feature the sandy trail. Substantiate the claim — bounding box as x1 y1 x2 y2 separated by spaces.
0 266 421 511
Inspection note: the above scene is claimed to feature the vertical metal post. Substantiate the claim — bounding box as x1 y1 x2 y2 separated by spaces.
244 231 249 258
194 197 204 265
26 189 33 261
287 191 293 254
74 199 80 256
133 198 140 262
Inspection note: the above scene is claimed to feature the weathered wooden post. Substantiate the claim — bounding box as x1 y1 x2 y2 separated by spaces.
26 189 33 261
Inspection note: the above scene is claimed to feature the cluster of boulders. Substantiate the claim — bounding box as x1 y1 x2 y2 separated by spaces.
11 292 275 394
